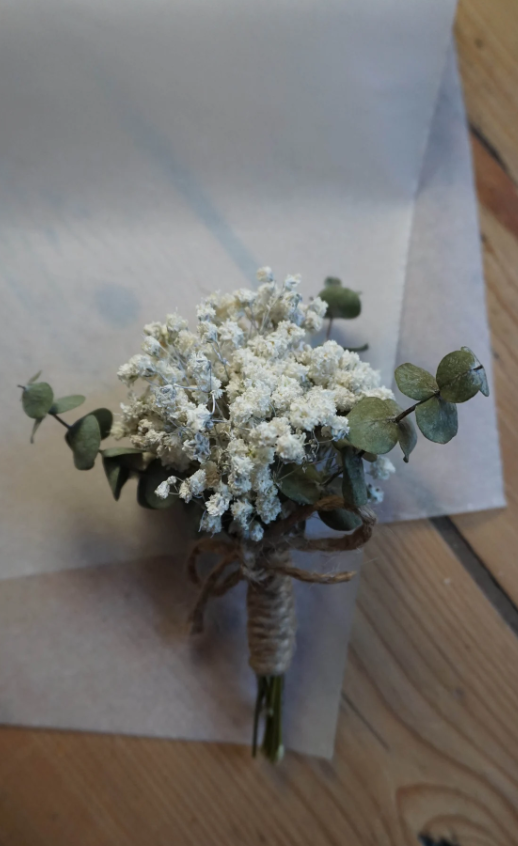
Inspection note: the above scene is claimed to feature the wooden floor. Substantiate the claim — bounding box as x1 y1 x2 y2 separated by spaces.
1 3 518 845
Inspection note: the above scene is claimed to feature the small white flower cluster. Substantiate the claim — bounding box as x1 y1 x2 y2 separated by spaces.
114 268 395 540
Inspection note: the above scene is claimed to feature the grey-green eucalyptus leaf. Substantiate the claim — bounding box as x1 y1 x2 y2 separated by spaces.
382 398 417 462
436 347 488 403
28 370 42 384
341 447 368 507
398 416 418 462
394 363 438 401
21 382 54 419
277 463 323 505
415 396 458 444
90 408 114 439
347 397 399 455
318 282 361 319
102 455 130 501
318 508 362 532
65 414 101 470
50 395 86 414
102 447 144 458
30 418 44 444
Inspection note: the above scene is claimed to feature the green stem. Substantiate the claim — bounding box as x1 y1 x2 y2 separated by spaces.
253 675 285 763
394 393 439 424
51 413 71 430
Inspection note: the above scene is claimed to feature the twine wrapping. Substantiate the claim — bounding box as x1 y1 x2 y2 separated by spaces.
187 499 376 677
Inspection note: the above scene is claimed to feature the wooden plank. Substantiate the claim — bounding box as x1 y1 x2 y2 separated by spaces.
456 0 518 182
451 131 518 604
1 521 517 846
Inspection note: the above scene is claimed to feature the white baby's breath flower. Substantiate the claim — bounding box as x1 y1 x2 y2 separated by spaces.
249 522 264 542
154 476 178 500
367 456 396 481
256 266 274 283
367 484 384 503
179 469 207 502
142 337 163 358
116 267 393 540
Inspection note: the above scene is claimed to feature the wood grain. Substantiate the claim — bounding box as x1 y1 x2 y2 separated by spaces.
1 4 518 845
453 0 518 607
456 0 518 182
1 521 518 846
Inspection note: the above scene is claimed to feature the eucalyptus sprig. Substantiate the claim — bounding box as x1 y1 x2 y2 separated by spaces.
271 346 488 528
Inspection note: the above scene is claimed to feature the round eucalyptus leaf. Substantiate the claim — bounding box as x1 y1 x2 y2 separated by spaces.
318 508 362 532
323 276 343 288
478 366 490 398
277 463 323 505
102 455 130 501
50 395 86 414
394 363 438 401
102 447 144 458
30 418 44 444
379 398 417 462
415 396 458 444
102 446 146 472
341 447 368 507
90 408 114 439
21 382 54 419
317 285 361 319
398 416 418 462
347 397 399 455
137 460 177 509
436 348 487 403
65 414 102 470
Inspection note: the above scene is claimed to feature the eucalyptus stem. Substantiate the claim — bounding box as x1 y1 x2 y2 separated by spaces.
51 413 71 430
253 675 285 763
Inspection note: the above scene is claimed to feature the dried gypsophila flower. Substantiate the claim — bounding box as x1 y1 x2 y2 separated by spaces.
114 268 395 540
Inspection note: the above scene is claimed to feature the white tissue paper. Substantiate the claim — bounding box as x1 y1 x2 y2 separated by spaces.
0 0 503 756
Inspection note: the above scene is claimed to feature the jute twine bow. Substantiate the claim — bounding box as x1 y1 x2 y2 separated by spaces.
187 495 377 677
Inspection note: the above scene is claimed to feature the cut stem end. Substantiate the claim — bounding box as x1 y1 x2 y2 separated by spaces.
253 674 285 763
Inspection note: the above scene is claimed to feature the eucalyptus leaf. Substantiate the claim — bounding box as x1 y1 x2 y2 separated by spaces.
341 447 368 507
478 366 490 398
28 370 42 384
394 363 438 401
50 395 86 414
347 397 399 455
65 414 101 470
137 460 178 509
30 418 44 444
318 508 362 532
436 347 488 403
415 396 458 444
318 282 361 319
102 447 144 458
398 416 418 462
277 463 323 505
102 446 146 472
90 408 113 439
102 455 130 501
382 398 418 462
21 382 54 419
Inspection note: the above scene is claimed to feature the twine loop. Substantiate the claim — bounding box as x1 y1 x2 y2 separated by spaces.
186 497 377 677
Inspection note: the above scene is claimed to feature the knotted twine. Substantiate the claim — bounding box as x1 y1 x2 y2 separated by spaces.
187 495 376 677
